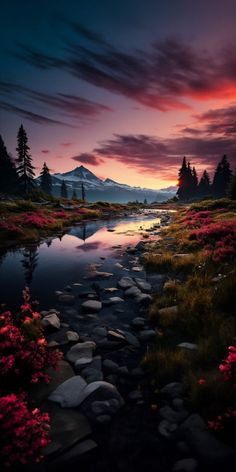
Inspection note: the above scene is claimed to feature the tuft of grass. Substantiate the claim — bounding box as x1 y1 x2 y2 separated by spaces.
143 347 191 386
144 251 202 273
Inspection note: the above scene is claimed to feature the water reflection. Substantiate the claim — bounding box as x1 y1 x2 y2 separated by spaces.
21 245 39 285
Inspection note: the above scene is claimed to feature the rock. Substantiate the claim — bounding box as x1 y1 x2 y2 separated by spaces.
131 317 146 328
103 359 119 373
42 313 60 330
127 390 143 402
94 271 113 278
158 419 178 439
80 381 124 418
64 285 72 292
47 340 59 347
93 326 107 337
172 458 198 472
66 330 79 342
125 286 142 298
82 300 102 313
136 293 152 307
158 305 178 317
65 308 78 316
44 408 91 458
134 278 152 293
177 342 198 351
118 366 129 376
179 414 236 468
161 382 184 399
49 376 87 407
132 266 143 272
172 398 184 411
118 276 135 290
114 262 123 268
159 405 189 423
55 290 63 297
119 330 140 347
66 341 96 366
81 367 104 383
131 367 145 378
106 296 124 305
50 439 97 464
139 329 156 341
108 330 126 343
104 287 119 293
58 294 75 305
96 414 111 425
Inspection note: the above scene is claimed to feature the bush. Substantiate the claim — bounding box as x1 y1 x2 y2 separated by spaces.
143 347 191 386
0 393 50 467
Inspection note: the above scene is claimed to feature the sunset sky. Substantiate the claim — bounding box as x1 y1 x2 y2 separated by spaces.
1 0 236 189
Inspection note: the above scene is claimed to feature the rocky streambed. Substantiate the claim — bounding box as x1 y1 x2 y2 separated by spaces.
17 211 235 472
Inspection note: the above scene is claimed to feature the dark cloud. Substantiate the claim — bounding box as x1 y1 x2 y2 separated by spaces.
16 26 236 111
193 104 236 136
41 149 50 154
61 142 72 147
0 81 112 125
0 101 73 127
72 153 104 166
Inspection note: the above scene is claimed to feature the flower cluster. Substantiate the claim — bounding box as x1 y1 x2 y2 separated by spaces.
189 220 236 262
180 210 213 228
14 210 54 229
0 393 50 467
0 287 62 385
219 346 236 384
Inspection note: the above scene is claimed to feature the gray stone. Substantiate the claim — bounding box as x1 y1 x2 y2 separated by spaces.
107 296 124 304
172 398 184 411
161 382 184 399
41 313 60 330
103 359 119 373
118 366 129 376
134 278 152 293
66 330 80 342
93 326 107 337
96 414 111 424
136 293 152 307
172 458 198 472
179 414 235 467
58 294 76 305
30 360 74 404
82 300 102 312
158 419 178 439
177 342 198 351
81 367 104 383
131 317 146 328
131 367 145 378
50 439 97 464
159 405 189 423
44 408 91 458
66 341 96 366
127 390 143 402
139 329 156 341
118 276 135 290
125 286 142 298
108 330 126 342
49 376 87 407
119 330 140 347
158 305 178 317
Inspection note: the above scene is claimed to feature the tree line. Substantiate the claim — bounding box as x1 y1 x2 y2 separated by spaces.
177 155 235 201
0 125 86 200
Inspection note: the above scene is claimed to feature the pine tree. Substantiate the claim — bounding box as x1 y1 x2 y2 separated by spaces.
0 135 17 194
60 180 68 198
72 188 77 199
81 183 85 202
228 173 236 199
198 170 211 198
177 157 192 201
212 155 232 198
39 162 52 195
191 166 198 198
16 125 35 195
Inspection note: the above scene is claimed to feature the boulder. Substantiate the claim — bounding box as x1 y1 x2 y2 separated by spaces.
136 293 152 307
172 458 198 472
66 330 80 342
41 313 60 330
131 317 146 328
161 382 184 399
66 341 96 366
49 376 87 407
177 342 198 351
103 359 119 373
139 329 156 342
118 276 135 290
81 300 102 313
125 286 142 298
134 278 152 293
159 405 189 423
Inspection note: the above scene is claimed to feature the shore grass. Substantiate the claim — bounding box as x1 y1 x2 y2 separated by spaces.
142 199 236 429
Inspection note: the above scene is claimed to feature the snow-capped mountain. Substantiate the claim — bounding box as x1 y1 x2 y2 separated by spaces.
39 165 177 203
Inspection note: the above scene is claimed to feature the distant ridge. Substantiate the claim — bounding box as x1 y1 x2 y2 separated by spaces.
37 165 177 203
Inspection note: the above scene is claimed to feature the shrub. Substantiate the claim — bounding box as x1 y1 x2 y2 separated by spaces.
0 393 50 467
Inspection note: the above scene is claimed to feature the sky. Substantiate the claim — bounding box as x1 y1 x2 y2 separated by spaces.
0 0 236 189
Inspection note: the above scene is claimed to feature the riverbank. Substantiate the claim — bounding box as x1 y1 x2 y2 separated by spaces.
1 202 235 471
141 197 236 462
